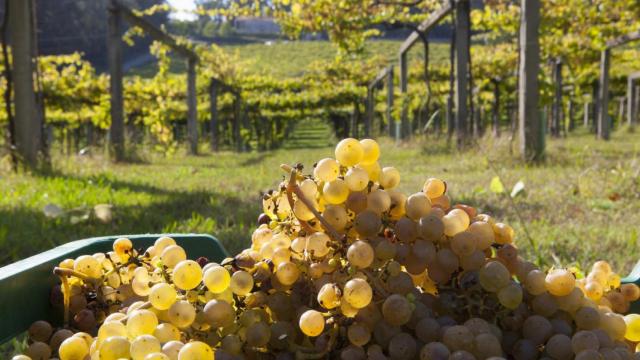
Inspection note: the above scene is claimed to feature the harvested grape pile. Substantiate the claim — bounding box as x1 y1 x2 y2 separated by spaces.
14 138 640 360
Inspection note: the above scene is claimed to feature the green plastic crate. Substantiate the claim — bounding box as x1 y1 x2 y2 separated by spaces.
0 234 229 344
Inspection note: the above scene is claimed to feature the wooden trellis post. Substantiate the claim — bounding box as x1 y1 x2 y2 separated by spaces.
627 72 640 128
491 79 500 137
454 0 471 147
187 58 198 154
387 65 395 138
518 0 543 161
399 52 408 140
551 58 562 137
234 94 242 152
583 101 590 128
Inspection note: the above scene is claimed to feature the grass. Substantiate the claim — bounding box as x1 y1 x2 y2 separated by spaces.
1 122 640 275
127 39 449 78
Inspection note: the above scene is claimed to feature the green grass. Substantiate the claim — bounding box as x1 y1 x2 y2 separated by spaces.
2 124 640 275
127 40 449 78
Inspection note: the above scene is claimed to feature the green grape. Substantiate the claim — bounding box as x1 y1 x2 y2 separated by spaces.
545 334 573 360
545 269 576 297
345 167 370 191
322 205 349 231
450 231 477 257
442 325 474 352
251 226 273 250
204 299 235 328
145 353 170 360
479 261 511 292
460 250 486 271
415 318 441 343
388 190 407 219
418 214 445 242
160 245 187 269
130 335 161 360
271 232 292 249
306 232 331 258
493 222 514 244
98 321 127 341
423 178 446 199
468 221 495 250
25 341 51 360
299 310 325 337
230 270 254 295
379 167 400 189
300 178 318 199
154 237 176 254
354 210 382 237
172 260 203 291
343 278 373 308
246 322 271 347
571 330 599 354
347 240 374 269
73 255 102 278
132 278 151 297
375 239 396 261
127 310 159 338
382 294 413 326
276 261 300 286
531 292 558 317
420 342 450 360
314 158 340 182
405 192 431 220
167 301 196 329
359 139 380 165
442 209 470 237
525 269 547 296
177 341 213 360
28 320 53 343
293 198 317 221
436 248 459 274
272 247 291 266
575 306 600 330
58 336 89 360
367 189 391 214
290 236 307 254
335 138 364 166
220 334 242 354
388 332 417 359
203 265 231 294
357 161 381 182
161 341 184 360
395 217 417 242
154 324 180 344
317 283 341 309
323 179 350 204
624 313 640 341
497 282 523 309
522 315 553 345
340 299 359 317
99 336 130 360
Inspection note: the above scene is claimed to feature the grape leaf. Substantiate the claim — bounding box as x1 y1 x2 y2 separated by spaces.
489 176 505 194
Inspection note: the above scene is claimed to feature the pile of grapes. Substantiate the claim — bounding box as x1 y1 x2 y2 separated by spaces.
14 138 640 360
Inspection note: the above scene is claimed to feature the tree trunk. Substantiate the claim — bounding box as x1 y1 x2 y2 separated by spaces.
365 87 373 138
454 0 470 148
107 1 124 161
597 49 611 140
209 79 219 151
583 101 590 128
187 57 198 154
518 0 544 161
627 77 635 128
9 0 41 168
551 58 562 137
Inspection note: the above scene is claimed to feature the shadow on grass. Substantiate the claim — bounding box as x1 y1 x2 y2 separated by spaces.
0 173 259 266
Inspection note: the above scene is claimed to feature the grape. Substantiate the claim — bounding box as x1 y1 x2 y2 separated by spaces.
128 310 159 337
161 245 187 269
100 336 131 360
177 341 214 360
450 231 477 257
624 313 640 341
246 322 271 347
300 178 318 199
98 321 127 340
436 248 459 274
28 320 53 343
343 278 373 308
395 216 418 242
621 283 640 301
314 158 340 182
461 250 485 271
203 299 235 328
442 325 474 352
522 315 552 345
154 323 181 343
498 282 523 309
131 335 162 360
493 223 514 244
357 161 381 182
168 300 196 328
154 237 176 253
474 333 502 358
230 270 254 295
322 205 349 231
162 341 184 360
525 269 547 295
418 214 444 242
335 138 364 166
347 240 374 268
359 139 380 164
511 339 537 360
420 342 450 360
571 330 599 354
306 232 331 258
172 260 203 290
317 283 341 309
345 167 370 191
379 167 400 189
545 334 573 360
545 269 576 297
293 197 318 221
25 341 51 360
382 294 413 326
145 353 170 360
367 189 391 214
323 179 349 204
354 210 382 237
299 310 325 337
406 192 431 220
73 255 102 278
276 261 300 286
114 237 133 260
479 261 511 292
388 332 417 360
431 194 451 210
442 209 470 237
203 265 231 294
58 336 88 360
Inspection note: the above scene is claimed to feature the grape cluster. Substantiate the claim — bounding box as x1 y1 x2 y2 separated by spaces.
13 138 640 360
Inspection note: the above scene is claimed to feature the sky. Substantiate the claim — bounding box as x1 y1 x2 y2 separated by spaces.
166 0 198 21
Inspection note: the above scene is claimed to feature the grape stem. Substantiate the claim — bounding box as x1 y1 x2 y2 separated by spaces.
283 167 342 242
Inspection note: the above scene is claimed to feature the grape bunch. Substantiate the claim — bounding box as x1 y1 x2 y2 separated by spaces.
13 138 640 360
